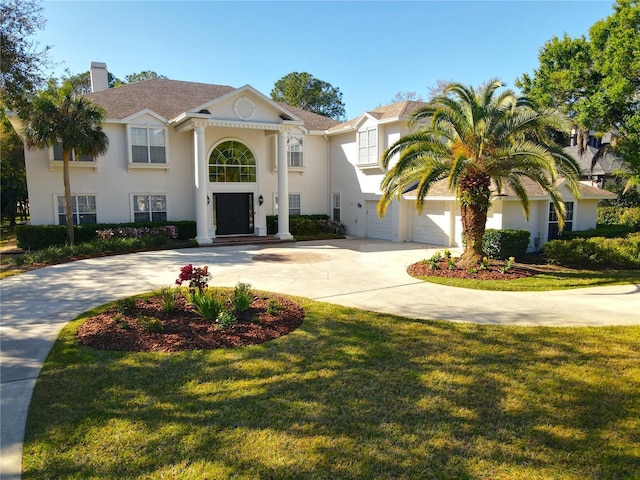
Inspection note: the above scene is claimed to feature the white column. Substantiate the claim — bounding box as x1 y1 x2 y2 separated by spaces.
276 131 293 239
194 126 211 245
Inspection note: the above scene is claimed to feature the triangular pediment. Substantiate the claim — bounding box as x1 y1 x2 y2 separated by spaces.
186 85 303 125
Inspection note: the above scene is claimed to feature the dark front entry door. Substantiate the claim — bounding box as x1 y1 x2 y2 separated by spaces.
215 193 253 235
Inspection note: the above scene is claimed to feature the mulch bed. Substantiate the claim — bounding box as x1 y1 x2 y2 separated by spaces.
407 258 535 280
76 293 304 353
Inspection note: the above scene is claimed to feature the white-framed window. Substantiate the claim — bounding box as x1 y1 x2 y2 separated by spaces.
287 134 304 168
130 126 167 164
357 127 377 165
209 140 256 182
332 192 341 221
274 193 302 216
56 194 97 225
548 201 574 241
132 194 167 222
52 140 94 162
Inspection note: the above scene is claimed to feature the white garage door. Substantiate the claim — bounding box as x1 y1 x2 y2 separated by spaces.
366 200 393 240
413 201 448 245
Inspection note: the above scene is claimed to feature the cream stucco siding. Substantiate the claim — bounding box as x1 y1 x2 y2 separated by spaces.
575 199 599 231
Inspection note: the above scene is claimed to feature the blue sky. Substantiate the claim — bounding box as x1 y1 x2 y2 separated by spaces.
36 1 614 119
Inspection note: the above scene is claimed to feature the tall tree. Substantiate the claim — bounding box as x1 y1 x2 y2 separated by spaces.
0 114 27 225
379 80 580 268
21 81 108 245
516 0 640 183
390 91 424 103
271 72 346 121
120 70 167 85
0 0 50 114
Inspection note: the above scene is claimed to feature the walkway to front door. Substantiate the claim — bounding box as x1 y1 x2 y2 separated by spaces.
214 193 253 235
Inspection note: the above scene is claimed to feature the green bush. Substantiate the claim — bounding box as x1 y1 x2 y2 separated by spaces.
543 234 640 269
482 229 531 259
597 206 640 231
266 215 344 236
598 206 624 225
561 225 632 239
16 221 196 250
620 207 640 231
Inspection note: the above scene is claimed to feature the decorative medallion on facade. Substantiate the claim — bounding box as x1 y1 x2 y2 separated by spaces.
233 96 256 121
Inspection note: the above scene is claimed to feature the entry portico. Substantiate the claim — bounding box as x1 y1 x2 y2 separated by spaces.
171 86 302 244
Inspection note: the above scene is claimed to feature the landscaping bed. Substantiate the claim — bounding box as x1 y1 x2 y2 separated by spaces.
77 292 304 352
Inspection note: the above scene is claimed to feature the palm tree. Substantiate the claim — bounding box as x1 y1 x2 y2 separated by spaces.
22 80 108 245
378 80 581 268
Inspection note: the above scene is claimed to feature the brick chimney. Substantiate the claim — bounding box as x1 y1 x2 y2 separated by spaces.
90 62 109 92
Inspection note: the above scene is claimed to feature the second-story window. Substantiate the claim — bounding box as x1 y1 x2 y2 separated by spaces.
357 127 377 165
131 127 166 163
287 135 303 167
53 140 94 162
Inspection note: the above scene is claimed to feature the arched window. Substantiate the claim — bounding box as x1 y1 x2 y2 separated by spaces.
209 141 256 182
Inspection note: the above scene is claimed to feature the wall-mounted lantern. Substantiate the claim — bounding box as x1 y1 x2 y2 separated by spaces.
258 195 264 206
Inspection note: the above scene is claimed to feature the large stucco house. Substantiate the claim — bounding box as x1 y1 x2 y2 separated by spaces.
11 62 615 251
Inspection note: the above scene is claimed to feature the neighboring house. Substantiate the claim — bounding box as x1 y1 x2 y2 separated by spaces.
563 131 627 188
9 62 616 251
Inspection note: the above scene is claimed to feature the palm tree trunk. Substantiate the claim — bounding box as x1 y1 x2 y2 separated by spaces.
457 203 488 268
62 150 75 246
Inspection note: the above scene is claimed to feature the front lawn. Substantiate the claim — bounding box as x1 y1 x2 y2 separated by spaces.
24 296 640 479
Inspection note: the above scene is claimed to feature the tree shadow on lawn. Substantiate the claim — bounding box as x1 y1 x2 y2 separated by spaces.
23 301 640 479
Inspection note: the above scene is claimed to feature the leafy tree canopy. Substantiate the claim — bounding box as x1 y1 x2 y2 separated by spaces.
21 80 109 245
516 0 640 186
271 72 346 121
0 0 50 114
0 115 28 225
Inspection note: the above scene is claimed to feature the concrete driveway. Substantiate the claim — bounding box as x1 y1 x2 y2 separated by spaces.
1 238 639 479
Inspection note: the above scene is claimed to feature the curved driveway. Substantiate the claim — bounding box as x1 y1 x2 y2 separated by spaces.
1 238 639 479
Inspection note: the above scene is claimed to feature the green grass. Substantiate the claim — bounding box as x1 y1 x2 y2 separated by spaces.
416 269 640 291
23 296 640 479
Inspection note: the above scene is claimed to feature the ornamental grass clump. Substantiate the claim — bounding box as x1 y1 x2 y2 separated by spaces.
160 286 178 313
231 282 253 313
186 289 226 321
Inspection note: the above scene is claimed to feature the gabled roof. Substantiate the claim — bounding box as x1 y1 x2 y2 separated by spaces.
84 79 340 132
563 144 627 176
326 100 428 134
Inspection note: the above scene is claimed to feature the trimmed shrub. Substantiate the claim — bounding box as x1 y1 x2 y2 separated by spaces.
16 221 196 250
560 225 632 239
266 215 344 236
543 234 640 269
482 229 530 259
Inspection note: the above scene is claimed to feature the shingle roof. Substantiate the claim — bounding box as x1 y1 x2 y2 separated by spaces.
403 177 616 200
274 102 340 131
327 100 428 133
84 79 340 131
563 144 627 176
85 79 236 121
